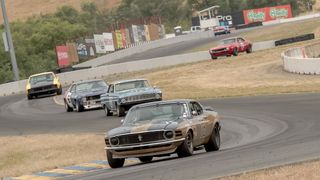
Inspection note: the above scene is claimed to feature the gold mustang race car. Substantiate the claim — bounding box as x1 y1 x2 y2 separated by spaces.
26 72 62 100
104 99 221 168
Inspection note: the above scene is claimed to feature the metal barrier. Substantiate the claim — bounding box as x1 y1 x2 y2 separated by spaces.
282 42 320 75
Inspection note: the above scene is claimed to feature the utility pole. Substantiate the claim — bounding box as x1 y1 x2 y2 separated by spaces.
1 0 19 81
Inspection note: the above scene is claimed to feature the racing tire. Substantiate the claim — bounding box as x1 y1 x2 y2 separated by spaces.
204 124 220 152
27 95 32 100
233 48 238 56
138 156 153 163
211 54 217 60
76 101 84 112
103 105 113 116
246 45 252 54
117 105 125 117
64 100 73 112
107 150 125 168
177 131 194 157
57 87 62 95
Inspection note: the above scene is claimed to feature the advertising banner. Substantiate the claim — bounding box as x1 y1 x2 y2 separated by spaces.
144 25 151 41
120 29 127 47
102 33 115 52
66 43 79 63
56 46 70 68
132 25 139 43
94 34 107 54
243 4 292 24
115 30 124 49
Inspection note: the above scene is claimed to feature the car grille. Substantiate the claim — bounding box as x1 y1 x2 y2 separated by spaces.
212 48 227 53
86 95 100 101
127 94 155 102
31 85 56 92
118 131 165 145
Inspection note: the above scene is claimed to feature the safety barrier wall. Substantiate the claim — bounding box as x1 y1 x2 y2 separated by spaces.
0 40 274 97
74 31 214 68
282 42 320 75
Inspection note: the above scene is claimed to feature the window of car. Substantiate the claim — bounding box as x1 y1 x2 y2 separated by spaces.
108 84 114 93
115 80 150 92
189 102 203 116
237 38 245 43
70 85 76 93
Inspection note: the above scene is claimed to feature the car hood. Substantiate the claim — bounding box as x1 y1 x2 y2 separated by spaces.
30 81 53 88
107 120 180 137
77 89 108 98
118 87 160 96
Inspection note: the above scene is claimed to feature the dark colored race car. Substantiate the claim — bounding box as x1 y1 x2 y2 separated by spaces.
104 99 221 168
209 37 252 59
64 79 108 112
26 72 62 100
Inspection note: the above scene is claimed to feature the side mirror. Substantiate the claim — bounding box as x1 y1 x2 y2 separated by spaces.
120 119 124 124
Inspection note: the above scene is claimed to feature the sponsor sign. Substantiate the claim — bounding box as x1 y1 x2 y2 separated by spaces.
102 33 115 52
243 4 292 24
132 25 139 43
94 34 107 54
115 30 124 49
120 29 127 47
56 46 70 68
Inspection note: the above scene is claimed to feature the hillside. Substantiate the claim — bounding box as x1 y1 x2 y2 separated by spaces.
0 0 121 22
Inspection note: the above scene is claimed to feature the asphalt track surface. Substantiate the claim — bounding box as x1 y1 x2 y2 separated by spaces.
1 93 320 179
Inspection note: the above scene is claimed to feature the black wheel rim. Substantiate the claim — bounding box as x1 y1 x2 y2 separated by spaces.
186 133 193 151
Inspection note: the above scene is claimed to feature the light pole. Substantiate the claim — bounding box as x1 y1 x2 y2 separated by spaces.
1 0 19 81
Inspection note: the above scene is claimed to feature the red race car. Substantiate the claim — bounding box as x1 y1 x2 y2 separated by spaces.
209 37 252 60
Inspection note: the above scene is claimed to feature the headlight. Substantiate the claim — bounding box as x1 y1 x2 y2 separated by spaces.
225 47 229 51
155 93 162 99
110 137 120 145
120 98 126 103
163 131 174 139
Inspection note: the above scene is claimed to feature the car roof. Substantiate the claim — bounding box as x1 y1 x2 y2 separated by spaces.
112 79 147 84
29 72 54 78
131 99 196 108
73 79 105 85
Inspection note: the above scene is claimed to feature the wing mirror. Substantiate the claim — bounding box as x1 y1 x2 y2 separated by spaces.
120 119 124 124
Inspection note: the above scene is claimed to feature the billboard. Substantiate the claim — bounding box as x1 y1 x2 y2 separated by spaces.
115 30 124 49
94 34 106 54
243 4 292 24
56 46 70 68
103 33 115 52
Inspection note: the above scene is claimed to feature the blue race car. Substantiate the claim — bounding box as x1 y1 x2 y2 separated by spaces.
64 79 108 112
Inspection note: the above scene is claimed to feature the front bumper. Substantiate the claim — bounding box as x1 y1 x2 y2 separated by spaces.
210 49 233 57
120 98 162 107
82 100 102 110
105 138 185 158
28 87 59 96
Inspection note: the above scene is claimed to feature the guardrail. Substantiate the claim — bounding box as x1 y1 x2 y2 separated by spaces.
0 40 275 97
74 30 214 68
282 42 320 75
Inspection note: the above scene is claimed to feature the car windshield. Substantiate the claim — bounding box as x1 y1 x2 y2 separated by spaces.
221 38 236 44
29 73 53 85
115 80 150 92
123 103 188 125
76 80 107 92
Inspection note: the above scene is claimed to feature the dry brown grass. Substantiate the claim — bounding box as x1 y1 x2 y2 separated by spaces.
0 0 121 23
222 160 320 180
106 39 320 100
189 18 320 52
0 134 105 178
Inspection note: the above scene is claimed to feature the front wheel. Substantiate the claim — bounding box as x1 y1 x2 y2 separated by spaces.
246 45 252 54
27 95 32 100
57 87 62 95
104 105 113 116
65 100 73 112
76 101 84 112
138 156 153 163
117 105 125 117
107 150 125 168
233 48 238 56
177 131 194 157
204 124 220 152
211 54 217 60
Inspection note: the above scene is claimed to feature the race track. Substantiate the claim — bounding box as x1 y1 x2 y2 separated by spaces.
1 93 320 179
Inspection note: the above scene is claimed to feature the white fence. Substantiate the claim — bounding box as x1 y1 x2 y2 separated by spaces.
282 42 320 75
